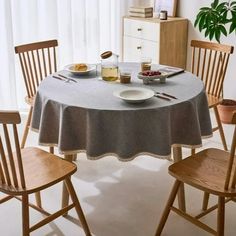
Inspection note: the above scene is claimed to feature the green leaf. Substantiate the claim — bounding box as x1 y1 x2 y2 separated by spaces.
199 7 211 11
194 11 207 27
229 23 236 33
216 2 227 11
209 29 215 40
219 25 227 36
205 28 210 37
199 15 207 31
221 10 228 22
230 1 236 7
215 28 221 43
211 0 219 9
194 12 205 27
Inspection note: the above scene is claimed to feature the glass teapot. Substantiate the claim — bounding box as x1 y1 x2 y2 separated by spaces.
100 51 119 81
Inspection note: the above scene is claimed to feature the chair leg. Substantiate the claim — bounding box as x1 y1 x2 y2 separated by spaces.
73 154 77 161
21 107 33 149
202 192 210 211
22 194 30 236
35 191 42 208
65 178 92 236
173 147 186 212
214 106 228 151
61 155 74 215
217 196 225 236
49 146 54 154
155 180 181 236
191 148 195 155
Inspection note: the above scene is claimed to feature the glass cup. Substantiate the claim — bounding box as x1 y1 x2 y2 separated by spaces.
141 57 152 72
120 69 131 83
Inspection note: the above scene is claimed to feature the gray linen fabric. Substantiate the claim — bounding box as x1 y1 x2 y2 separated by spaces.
31 63 212 161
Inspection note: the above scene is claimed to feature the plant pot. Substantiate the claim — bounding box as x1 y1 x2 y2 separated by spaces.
218 99 236 124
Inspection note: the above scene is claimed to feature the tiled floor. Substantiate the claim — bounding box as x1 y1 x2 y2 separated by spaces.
0 112 235 236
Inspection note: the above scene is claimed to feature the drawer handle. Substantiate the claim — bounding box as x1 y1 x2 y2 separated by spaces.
137 46 142 50
137 28 142 31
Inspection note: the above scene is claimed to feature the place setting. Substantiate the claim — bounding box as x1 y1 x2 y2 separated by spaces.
64 63 96 76
113 87 178 104
112 57 180 104
51 62 98 83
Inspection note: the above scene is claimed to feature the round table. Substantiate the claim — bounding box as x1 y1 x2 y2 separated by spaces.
31 62 212 161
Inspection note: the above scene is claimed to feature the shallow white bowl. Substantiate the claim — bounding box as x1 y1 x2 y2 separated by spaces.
113 87 154 104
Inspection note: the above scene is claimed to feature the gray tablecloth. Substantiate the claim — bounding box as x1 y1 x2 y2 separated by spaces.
31 63 212 161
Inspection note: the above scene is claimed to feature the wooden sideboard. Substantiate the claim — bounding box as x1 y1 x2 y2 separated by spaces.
122 16 188 69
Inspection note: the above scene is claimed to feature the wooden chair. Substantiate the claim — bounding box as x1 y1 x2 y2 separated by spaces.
190 40 234 153
0 111 91 236
190 40 234 211
155 111 236 236
15 40 58 152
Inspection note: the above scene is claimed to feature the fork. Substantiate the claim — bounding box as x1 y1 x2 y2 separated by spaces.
57 73 78 83
52 75 68 82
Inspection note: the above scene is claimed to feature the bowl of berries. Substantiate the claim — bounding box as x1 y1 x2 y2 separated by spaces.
137 70 168 84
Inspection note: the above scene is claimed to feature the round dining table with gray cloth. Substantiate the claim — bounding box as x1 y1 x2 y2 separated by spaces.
31 62 212 161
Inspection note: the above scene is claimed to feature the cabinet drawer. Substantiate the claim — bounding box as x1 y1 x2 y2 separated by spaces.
123 36 159 63
124 18 160 42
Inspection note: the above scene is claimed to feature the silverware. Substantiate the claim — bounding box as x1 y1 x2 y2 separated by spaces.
155 92 177 99
57 73 78 83
52 75 67 82
154 94 171 101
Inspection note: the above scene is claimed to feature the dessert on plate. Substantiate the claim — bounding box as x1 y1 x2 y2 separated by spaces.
73 63 88 71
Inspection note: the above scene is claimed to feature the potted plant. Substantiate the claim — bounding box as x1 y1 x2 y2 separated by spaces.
194 0 236 123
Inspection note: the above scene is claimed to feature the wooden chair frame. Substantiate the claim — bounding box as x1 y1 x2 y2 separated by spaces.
190 40 234 153
15 40 58 152
190 40 234 211
0 111 91 236
155 112 236 236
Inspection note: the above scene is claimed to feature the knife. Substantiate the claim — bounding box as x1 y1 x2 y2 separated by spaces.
154 94 171 101
155 92 177 99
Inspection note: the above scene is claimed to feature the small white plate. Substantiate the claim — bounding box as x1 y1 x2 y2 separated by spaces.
113 87 154 104
64 64 96 75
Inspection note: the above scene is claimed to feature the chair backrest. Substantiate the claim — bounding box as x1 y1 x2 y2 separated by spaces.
15 39 58 100
190 40 234 98
225 112 236 190
0 111 25 190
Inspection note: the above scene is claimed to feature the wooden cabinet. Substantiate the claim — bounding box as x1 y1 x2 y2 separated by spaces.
123 16 188 69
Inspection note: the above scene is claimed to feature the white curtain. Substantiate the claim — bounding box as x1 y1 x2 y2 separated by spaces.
0 0 139 110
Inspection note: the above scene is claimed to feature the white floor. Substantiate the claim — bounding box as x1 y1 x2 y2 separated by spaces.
0 112 235 236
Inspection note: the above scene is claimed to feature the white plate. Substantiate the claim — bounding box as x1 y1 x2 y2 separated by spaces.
113 87 154 104
64 64 96 75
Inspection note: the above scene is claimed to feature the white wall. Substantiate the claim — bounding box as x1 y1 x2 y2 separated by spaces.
139 0 236 99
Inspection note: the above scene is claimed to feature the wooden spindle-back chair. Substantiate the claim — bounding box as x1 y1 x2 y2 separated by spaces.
155 111 236 236
190 40 234 152
0 111 91 236
15 40 58 150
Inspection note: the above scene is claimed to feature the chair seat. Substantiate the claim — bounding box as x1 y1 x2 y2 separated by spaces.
207 94 222 108
0 147 77 195
169 148 236 197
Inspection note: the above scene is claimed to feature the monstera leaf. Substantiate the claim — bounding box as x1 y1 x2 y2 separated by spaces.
194 0 236 43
